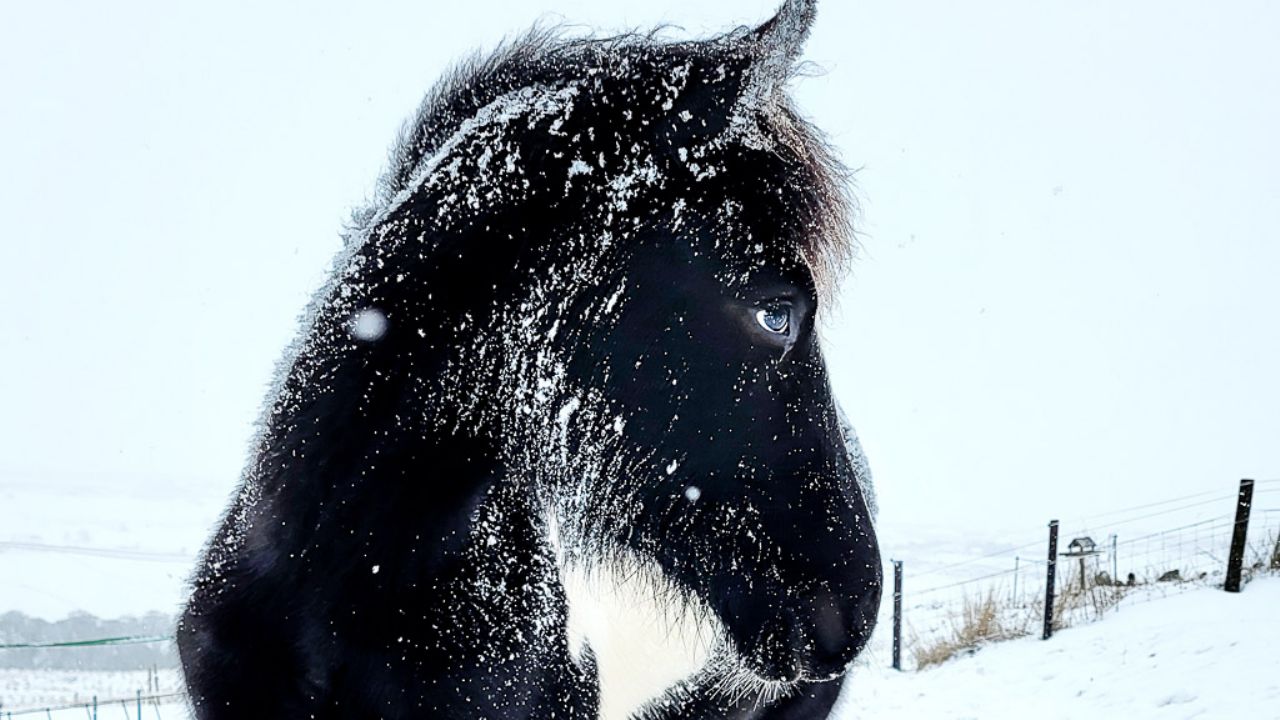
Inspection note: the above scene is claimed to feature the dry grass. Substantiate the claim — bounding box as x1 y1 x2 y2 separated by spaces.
911 592 1030 670
906 529 1280 672
911 565 1131 670
1049 564 1126 629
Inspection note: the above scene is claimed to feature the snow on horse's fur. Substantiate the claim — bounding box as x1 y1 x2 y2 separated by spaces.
178 2 881 718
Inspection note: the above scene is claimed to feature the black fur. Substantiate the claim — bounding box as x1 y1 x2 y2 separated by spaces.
179 2 880 718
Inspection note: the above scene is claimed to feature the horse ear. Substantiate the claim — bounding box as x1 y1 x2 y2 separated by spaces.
746 0 817 97
724 0 816 135
753 0 817 64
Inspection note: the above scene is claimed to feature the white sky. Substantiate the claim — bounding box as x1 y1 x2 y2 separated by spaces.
1 0 1277 546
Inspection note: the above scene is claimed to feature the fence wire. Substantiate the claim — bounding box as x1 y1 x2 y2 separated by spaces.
893 482 1279 671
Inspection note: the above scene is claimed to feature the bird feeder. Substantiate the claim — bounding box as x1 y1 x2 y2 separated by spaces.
1061 536 1101 591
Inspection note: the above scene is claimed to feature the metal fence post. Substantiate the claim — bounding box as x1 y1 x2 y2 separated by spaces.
1110 534 1118 581
1043 520 1059 640
892 560 903 670
1224 479 1255 592
137 689 143 720
1110 532 1121 613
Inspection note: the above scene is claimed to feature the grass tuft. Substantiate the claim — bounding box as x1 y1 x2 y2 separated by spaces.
911 592 1029 670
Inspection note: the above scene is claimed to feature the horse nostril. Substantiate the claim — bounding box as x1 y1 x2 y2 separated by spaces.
811 595 850 659
803 587 880 678
745 583 881 683
751 612 805 683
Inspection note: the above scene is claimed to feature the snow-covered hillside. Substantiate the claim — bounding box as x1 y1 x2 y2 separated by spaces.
0 473 224 620
838 576 1280 719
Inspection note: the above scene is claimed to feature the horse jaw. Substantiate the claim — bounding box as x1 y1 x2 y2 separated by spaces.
548 513 724 720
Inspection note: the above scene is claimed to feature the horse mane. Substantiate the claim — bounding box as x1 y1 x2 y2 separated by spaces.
350 17 855 298
382 28 637 205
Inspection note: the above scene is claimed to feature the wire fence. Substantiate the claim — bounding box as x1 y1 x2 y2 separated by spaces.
1 692 184 719
892 479 1280 671
0 663 183 719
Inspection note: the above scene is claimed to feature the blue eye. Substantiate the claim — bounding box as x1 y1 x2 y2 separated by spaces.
755 305 790 334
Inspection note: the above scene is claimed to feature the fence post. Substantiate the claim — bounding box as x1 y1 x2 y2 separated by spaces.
1224 479 1255 592
93 695 98 720
1012 556 1019 603
137 689 142 720
891 560 903 670
1043 519 1059 640
1110 533 1121 613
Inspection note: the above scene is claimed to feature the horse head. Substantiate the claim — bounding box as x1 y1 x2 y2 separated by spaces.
331 0 885 704
271 0 878 711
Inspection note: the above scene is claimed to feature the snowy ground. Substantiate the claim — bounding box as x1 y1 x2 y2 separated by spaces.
838 576 1280 719
0 668 184 718
3 476 1278 718
3 578 1275 717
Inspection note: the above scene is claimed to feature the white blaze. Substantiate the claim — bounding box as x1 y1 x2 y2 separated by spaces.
560 558 720 720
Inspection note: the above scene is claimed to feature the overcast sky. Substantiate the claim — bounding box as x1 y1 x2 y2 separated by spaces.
2 0 1277 548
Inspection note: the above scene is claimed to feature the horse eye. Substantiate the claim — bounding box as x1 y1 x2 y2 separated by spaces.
754 305 790 334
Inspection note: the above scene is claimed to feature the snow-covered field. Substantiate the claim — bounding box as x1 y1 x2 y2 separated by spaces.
3 475 1278 718
0 669 183 718
3 577 1275 718
839 576 1280 719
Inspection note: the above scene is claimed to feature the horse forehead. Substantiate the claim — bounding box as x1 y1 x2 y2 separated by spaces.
620 226 809 294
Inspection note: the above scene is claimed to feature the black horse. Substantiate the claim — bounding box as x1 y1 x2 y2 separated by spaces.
178 1 880 718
